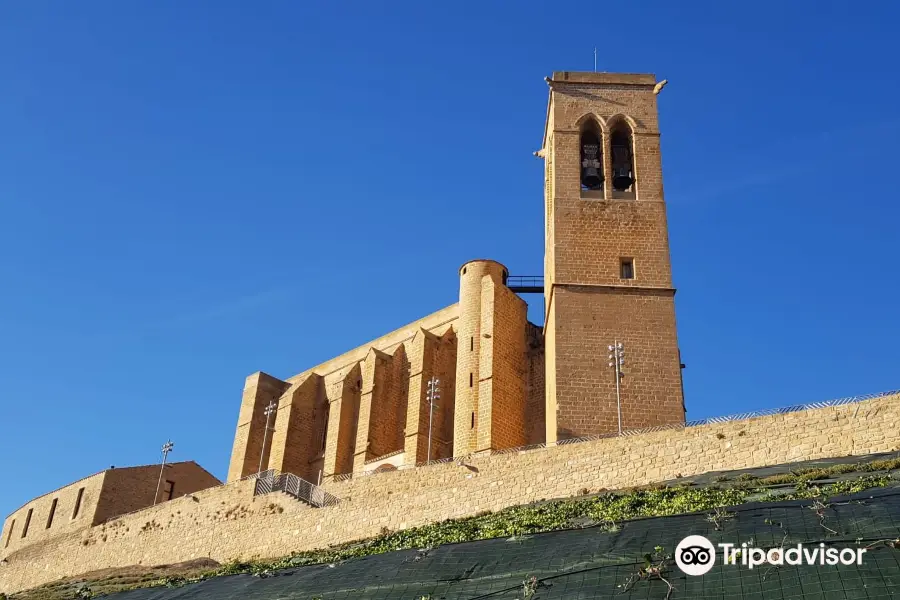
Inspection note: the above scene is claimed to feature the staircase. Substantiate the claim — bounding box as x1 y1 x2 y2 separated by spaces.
252 470 340 508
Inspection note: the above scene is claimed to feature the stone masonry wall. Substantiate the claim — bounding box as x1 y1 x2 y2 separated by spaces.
232 306 460 484
94 462 222 524
227 373 290 481
2 393 898 595
1 462 220 559
552 286 684 438
430 329 458 460
525 323 546 445
323 363 362 479
402 329 458 465
478 278 528 451
1 472 105 556
267 375 325 482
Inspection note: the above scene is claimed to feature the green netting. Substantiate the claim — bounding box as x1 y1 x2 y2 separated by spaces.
103 484 900 600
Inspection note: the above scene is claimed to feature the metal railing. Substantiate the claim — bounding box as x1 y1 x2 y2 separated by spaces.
363 448 405 465
506 275 544 293
253 471 341 508
247 469 279 481
683 390 897 426
326 389 899 483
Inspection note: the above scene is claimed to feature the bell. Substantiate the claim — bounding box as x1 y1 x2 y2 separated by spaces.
613 170 633 191
582 165 603 190
611 135 634 191
581 140 602 190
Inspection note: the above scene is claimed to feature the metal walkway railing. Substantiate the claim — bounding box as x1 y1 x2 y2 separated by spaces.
506 275 544 293
252 471 340 508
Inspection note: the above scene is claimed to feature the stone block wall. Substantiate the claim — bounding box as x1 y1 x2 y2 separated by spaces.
1 462 220 559
267 374 326 482
95 462 222 523
428 329 458 461
323 363 362 479
552 286 684 437
228 262 542 482
525 323 546 445
3 393 897 595
403 328 458 465
478 278 528 451
229 306 461 484
366 345 409 463
1 472 105 556
227 373 290 481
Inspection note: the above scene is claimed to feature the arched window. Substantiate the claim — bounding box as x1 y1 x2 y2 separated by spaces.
580 124 603 191
610 123 635 193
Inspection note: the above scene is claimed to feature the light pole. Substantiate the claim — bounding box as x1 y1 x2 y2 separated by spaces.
426 377 440 463
258 400 278 475
608 341 625 434
154 440 174 506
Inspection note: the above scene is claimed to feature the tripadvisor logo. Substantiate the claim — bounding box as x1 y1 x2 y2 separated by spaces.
675 535 716 576
676 535 867 576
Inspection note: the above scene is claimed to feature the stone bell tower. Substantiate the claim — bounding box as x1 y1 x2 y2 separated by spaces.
540 72 685 443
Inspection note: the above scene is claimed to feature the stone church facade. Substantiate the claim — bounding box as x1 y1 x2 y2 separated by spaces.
227 71 687 484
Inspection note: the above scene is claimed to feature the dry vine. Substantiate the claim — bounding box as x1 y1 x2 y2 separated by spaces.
619 547 675 600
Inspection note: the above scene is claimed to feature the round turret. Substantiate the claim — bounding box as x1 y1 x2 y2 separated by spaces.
454 259 508 456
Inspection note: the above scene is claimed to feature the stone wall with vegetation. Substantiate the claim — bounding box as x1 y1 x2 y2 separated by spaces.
2 393 898 595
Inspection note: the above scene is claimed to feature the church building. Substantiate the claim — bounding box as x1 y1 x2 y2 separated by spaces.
226 72 686 484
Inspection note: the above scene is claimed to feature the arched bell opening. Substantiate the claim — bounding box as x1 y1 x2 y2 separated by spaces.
610 123 635 195
580 123 604 193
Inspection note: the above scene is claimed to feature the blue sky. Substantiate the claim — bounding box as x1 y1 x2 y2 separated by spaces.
1 1 898 519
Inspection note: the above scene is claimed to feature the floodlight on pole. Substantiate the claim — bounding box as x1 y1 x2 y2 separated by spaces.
608 341 625 434
154 440 175 506
426 377 441 463
258 400 278 475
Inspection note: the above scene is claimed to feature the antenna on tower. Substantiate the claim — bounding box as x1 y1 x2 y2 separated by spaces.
593 47 598 72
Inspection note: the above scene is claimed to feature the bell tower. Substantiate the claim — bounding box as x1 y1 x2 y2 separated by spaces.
541 72 685 442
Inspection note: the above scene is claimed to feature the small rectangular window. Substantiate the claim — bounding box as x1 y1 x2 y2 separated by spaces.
469 373 473 387
46 498 58 529
164 480 175 501
21 508 33 538
620 258 635 280
471 412 475 428
5 519 15 548
72 487 85 519
470 337 474 351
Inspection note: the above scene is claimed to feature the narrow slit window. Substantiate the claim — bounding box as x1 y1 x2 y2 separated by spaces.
163 480 175 501
471 412 475 428
46 498 58 529
72 487 85 519
469 373 473 387
319 404 330 452
21 508 33 538
470 337 474 351
5 520 15 548
620 258 635 280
